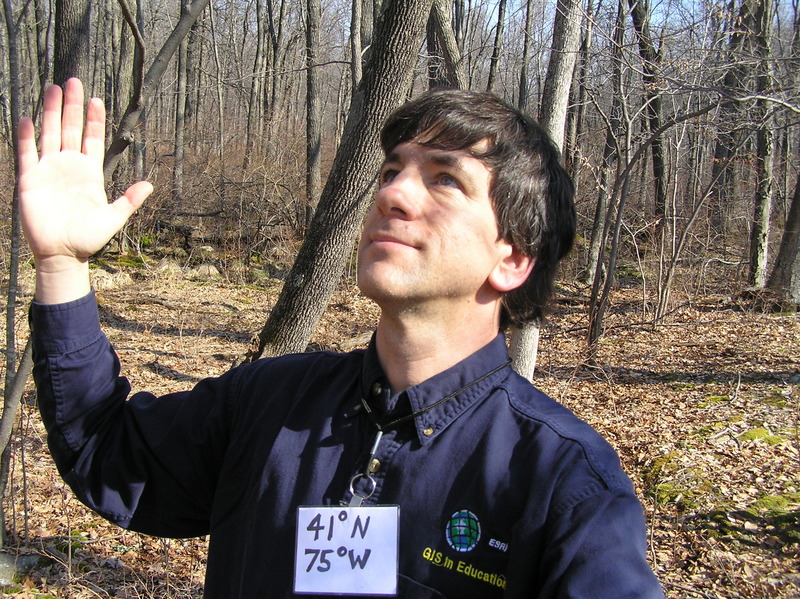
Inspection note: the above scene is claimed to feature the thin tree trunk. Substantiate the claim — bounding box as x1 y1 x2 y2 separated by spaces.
564 0 594 192
305 0 322 232
103 0 211 178
747 0 774 288
517 0 535 110
583 1 624 286
486 0 506 92
245 0 266 170
1 0 23 547
628 0 667 230
511 0 582 380
351 0 363 88
767 159 800 303
426 0 466 89
173 3 190 205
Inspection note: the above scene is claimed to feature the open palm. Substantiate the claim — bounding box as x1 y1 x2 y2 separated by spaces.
18 79 152 270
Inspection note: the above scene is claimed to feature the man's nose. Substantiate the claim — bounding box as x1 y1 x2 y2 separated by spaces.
374 169 423 220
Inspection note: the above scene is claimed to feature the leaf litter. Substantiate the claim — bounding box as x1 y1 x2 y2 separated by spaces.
2 271 798 598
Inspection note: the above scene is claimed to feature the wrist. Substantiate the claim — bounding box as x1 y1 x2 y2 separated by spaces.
34 257 91 304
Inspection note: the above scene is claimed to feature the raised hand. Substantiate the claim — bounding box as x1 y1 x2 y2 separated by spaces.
17 78 153 304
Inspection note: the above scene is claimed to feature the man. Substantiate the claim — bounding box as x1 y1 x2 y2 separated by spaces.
20 79 664 598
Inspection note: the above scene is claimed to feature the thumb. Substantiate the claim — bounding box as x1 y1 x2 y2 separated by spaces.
110 181 153 222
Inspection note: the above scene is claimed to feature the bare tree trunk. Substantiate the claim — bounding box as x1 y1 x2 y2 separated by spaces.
767 159 800 304
766 0 800 304
709 0 757 237
517 0 535 110
351 0 363 88
103 0 211 178
747 0 774 288
1 0 24 547
628 0 667 231
54 0 91 84
511 0 582 380
34 0 51 117
305 0 322 233
583 1 624 286
249 0 435 360
426 0 466 89
244 0 267 170
132 0 146 181
173 2 190 205
564 0 594 192
485 0 506 92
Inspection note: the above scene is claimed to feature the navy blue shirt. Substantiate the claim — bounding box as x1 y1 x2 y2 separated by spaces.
31 292 663 598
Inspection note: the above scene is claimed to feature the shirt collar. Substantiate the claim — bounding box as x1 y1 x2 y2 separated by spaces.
359 333 512 445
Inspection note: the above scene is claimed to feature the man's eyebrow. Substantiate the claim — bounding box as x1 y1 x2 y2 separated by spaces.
427 151 460 168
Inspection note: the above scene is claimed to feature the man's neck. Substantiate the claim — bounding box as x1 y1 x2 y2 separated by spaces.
374 307 501 392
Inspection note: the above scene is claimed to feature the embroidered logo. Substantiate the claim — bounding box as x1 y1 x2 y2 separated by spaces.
445 510 481 553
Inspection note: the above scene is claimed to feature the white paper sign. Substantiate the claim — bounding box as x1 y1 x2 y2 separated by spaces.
294 505 399 595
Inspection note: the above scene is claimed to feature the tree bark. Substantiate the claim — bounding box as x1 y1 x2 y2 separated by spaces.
628 0 667 229
1 0 24 546
747 0 774 288
486 0 506 92
536 0 583 149
250 0 435 359
512 0 582 380
708 0 758 236
766 0 800 304
173 2 190 205
426 0 466 89
305 0 322 232
517 0 536 110
767 161 800 304
351 0 363 88
583 1 624 286
563 0 594 189
53 0 91 84
103 0 212 179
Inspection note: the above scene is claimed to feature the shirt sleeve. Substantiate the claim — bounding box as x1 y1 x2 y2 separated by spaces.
536 485 665 598
30 291 236 538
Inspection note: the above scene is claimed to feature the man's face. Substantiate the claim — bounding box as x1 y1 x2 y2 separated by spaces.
357 140 525 315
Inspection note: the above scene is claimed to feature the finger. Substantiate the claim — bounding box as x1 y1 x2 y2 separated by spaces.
40 84 64 156
61 78 85 152
110 181 153 223
83 98 106 164
17 117 39 177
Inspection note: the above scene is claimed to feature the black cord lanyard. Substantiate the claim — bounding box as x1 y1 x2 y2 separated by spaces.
358 359 511 475
344 359 511 506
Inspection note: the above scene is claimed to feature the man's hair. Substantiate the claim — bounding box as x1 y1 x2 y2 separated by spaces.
380 88 577 328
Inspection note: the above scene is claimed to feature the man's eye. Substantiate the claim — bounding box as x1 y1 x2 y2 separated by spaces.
438 174 460 188
380 169 398 185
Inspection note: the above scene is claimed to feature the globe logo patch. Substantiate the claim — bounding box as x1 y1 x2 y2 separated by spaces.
445 510 481 553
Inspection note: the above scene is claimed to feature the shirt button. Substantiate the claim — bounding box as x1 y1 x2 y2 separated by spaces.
423 427 435 437
369 459 381 473
371 382 383 396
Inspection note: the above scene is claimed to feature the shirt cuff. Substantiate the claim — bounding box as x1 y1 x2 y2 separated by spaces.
29 290 104 355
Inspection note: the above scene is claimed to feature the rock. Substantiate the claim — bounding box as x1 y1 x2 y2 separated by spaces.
0 553 47 586
187 263 222 281
91 269 134 291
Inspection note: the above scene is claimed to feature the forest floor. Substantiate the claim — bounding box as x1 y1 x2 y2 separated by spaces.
0 260 798 598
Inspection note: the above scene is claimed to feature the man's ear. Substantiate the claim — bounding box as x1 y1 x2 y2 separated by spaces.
488 242 535 293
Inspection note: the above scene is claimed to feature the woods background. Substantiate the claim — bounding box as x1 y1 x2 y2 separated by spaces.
0 0 798 596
